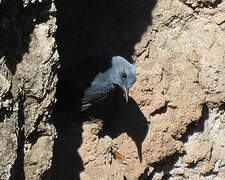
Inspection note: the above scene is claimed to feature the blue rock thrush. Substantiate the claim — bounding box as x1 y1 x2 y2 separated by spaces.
55 56 136 112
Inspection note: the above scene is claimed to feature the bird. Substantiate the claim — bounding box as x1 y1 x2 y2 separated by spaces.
55 56 136 112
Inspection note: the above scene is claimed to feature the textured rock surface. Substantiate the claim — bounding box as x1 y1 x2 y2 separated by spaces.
0 0 225 179
0 58 17 180
74 0 225 179
0 0 58 179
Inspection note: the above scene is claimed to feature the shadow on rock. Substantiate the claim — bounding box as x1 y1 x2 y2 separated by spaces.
55 0 157 67
50 59 148 178
99 95 148 163
52 0 157 178
1 0 53 74
48 111 84 180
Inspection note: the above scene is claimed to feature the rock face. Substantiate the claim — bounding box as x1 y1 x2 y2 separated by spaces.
0 0 58 179
0 0 225 179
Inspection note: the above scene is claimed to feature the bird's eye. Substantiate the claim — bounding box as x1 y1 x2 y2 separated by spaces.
122 73 127 78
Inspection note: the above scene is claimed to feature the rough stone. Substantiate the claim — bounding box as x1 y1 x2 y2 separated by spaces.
215 13 225 25
75 0 225 179
1 0 225 179
0 57 18 180
0 0 58 179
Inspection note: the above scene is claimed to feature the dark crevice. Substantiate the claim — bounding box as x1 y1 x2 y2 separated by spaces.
202 171 219 177
150 102 168 116
186 160 197 168
0 91 13 122
181 104 209 143
139 153 181 180
47 112 84 180
26 114 44 146
0 107 10 122
138 167 150 180
9 93 25 180
26 130 43 146
162 174 172 180
218 102 225 111
208 144 213 164
182 0 222 9
210 0 222 8
149 153 180 178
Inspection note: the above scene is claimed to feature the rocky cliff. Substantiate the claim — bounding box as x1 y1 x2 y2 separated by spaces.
0 0 225 179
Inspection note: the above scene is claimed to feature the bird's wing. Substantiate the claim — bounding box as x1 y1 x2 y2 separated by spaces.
55 56 113 112
81 83 115 111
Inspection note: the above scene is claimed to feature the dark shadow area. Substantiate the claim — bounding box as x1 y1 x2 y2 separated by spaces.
139 153 181 180
202 170 218 177
182 104 209 143
205 0 222 8
49 56 148 178
50 57 149 178
0 0 53 74
10 93 25 180
150 102 168 116
0 108 8 122
219 102 225 111
48 56 113 179
183 0 222 9
55 0 157 68
0 91 13 122
54 56 114 112
26 115 44 145
52 0 157 179
46 111 84 180
99 96 149 163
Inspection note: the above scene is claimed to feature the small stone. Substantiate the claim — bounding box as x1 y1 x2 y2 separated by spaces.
220 23 225 31
191 2 198 8
152 172 164 180
215 13 225 25
170 168 185 175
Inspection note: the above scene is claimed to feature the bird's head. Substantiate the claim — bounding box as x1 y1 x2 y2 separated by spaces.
110 56 136 103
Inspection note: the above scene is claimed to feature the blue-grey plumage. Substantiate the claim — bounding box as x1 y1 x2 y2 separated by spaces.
81 56 136 110
55 56 136 112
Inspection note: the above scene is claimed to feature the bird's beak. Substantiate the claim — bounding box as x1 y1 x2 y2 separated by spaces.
122 84 129 103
